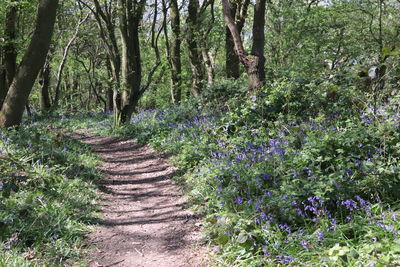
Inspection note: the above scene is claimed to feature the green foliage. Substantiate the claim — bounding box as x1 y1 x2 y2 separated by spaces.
0 121 101 266
105 90 400 266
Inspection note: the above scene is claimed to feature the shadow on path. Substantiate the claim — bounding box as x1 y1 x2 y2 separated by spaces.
72 133 206 267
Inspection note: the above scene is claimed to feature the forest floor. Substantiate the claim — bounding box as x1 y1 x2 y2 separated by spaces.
71 132 208 267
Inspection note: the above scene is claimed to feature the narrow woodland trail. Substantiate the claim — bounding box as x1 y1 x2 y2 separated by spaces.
73 133 207 267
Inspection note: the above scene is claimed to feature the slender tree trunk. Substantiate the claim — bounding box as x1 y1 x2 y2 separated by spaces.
251 0 266 85
222 0 267 92
0 1 18 109
84 0 122 119
225 2 239 79
170 0 182 104
39 60 52 111
0 0 59 127
225 0 249 79
53 13 89 108
0 50 6 108
4 2 18 89
375 0 386 109
226 26 240 79
105 60 114 111
202 48 215 86
187 0 204 98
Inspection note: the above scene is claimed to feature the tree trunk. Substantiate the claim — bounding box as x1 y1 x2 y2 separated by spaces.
225 26 240 79
4 1 18 89
118 0 146 123
0 50 6 108
251 0 266 84
225 0 250 79
0 1 18 109
225 2 240 79
105 60 114 111
0 0 59 127
53 13 89 108
222 0 267 92
187 0 204 98
39 60 52 112
202 48 215 86
87 0 122 120
170 0 182 104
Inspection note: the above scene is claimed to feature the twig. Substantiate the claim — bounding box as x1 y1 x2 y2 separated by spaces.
134 247 144 257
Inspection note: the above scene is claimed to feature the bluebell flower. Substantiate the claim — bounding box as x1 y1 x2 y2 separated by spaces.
235 196 243 205
343 169 352 179
300 240 309 250
317 231 325 242
278 223 291 233
262 247 271 256
260 173 271 181
341 199 358 211
302 168 312 178
296 208 305 217
276 255 296 264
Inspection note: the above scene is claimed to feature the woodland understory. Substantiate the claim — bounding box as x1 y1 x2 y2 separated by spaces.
1 0 400 266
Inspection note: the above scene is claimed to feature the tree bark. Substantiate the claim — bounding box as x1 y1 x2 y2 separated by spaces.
0 1 18 109
225 0 250 79
119 0 146 123
169 0 182 104
187 0 204 98
225 25 240 79
39 59 52 112
4 1 18 89
0 0 59 127
250 0 266 85
0 48 6 109
105 60 114 111
222 0 267 92
202 48 215 86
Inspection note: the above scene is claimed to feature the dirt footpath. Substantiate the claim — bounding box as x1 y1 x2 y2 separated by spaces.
75 133 208 267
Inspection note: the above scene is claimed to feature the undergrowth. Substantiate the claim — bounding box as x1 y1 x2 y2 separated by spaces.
105 87 400 266
0 120 102 266
36 80 400 266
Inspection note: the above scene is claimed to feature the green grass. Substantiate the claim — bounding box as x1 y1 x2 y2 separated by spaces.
0 120 102 266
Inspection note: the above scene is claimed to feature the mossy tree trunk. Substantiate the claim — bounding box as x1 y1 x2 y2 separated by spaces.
187 0 204 98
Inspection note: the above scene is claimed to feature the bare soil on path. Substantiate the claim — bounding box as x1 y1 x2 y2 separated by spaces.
73 133 208 267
